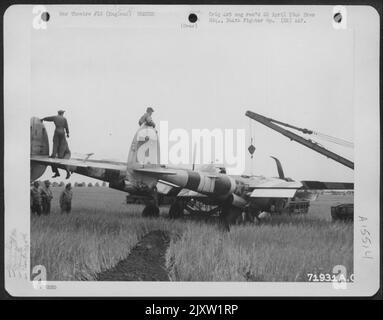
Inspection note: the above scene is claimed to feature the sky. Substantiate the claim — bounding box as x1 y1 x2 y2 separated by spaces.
30 6 354 184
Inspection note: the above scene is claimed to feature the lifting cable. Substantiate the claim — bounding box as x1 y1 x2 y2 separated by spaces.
248 118 256 157
311 131 354 148
248 118 256 175
267 117 354 149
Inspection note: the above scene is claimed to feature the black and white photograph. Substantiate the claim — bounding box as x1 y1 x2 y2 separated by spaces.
3 4 380 297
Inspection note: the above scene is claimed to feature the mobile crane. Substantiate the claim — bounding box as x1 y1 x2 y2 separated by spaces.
245 110 354 221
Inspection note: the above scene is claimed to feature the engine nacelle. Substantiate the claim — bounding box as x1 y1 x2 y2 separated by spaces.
222 193 247 209
30 117 49 181
109 179 151 195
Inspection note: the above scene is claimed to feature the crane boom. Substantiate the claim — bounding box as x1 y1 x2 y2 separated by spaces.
245 110 354 170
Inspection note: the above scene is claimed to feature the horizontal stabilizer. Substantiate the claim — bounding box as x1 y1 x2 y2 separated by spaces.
31 155 126 171
31 155 127 182
301 181 354 190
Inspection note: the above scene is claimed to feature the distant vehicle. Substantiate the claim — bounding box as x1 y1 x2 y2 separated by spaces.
331 203 354 222
285 199 310 214
246 110 355 222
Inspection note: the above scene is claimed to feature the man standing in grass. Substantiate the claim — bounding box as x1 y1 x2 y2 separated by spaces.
40 180 53 215
60 183 73 214
30 181 42 216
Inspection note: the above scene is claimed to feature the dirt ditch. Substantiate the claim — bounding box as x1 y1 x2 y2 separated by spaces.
96 230 170 281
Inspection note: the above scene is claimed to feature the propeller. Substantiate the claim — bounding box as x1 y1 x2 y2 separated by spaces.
220 195 243 231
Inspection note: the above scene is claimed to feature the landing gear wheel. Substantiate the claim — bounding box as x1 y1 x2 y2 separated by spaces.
246 209 262 224
243 211 253 223
142 187 160 218
169 200 184 219
220 203 242 232
142 204 160 217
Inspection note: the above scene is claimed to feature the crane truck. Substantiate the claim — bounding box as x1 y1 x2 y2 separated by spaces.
245 110 354 221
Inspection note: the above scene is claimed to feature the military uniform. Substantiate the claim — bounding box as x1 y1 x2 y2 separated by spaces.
42 114 69 158
40 183 53 215
60 188 73 214
139 108 155 127
42 112 71 178
30 185 42 215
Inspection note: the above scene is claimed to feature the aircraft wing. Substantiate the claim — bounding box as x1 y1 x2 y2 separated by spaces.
245 177 353 198
248 181 353 198
31 155 127 182
300 181 354 190
249 188 298 198
248 180 303 198
134 167 178 175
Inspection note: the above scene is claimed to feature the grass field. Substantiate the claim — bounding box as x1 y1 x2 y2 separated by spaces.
31 187 353 281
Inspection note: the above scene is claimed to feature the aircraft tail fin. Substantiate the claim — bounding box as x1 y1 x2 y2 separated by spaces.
127 125 160 167
270 156 285 179
30 117 49 181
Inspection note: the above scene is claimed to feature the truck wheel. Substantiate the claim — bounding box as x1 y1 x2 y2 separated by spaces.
142 204 159 217
169 200 184 219
220 205 242 232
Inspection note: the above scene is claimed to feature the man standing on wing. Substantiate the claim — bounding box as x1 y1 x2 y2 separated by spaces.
138 107 156 128
41 110 70 178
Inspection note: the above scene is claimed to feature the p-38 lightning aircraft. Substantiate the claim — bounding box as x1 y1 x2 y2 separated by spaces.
31 116 353 229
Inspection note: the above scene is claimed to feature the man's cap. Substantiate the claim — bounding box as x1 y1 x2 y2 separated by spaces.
44 180 50 184
146 107 154 113
58 109 65 114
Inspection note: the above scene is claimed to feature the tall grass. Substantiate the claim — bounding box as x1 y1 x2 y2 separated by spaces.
165 215 353 281
31 188 353 281
31 212 192 280
31 188 188 280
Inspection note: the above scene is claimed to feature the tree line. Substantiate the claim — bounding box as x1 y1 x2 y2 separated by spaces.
48 181 108 187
